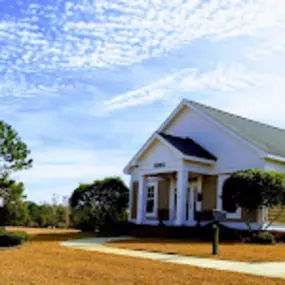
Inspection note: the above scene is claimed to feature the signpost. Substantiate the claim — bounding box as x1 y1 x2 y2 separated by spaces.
212 223 219 255
196 209 227 255
211 209 227 255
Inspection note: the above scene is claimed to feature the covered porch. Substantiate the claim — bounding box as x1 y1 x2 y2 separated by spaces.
129 170 227 227
126 132 249 227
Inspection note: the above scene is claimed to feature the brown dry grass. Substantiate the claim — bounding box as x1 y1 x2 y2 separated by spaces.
1 228 285 285
106 238 285 263
6 226 81 236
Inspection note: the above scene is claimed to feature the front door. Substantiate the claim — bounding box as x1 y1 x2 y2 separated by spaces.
187 178 201 222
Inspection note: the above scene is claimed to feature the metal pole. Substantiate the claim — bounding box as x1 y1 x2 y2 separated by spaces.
212 222 219 255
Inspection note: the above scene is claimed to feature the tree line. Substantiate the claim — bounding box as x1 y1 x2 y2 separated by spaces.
0 173 70 228
0 120 129 231
0 172 128 230
0 121 70 228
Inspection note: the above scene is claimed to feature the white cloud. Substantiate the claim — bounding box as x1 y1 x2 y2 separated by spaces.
180 64 266 92
104 63 274 111
14 147 129 190
246 28 285 60
212 83 285 128
2 0 285 203
2 0 285 97
103 68 194 111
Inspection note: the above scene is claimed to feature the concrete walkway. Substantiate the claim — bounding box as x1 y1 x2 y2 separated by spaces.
61 237 285 279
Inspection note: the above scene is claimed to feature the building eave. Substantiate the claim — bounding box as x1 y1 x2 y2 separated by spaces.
264 153 285 164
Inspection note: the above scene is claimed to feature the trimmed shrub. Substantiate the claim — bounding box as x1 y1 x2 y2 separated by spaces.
131 224 245 241
250 232 276 245
9 231 30 242
99 221 136 236
132 225 167 238
271 231 285 243
0 231 30 247
198 223 244 242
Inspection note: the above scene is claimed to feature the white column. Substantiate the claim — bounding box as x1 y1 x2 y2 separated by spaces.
188 187 195 222
196 176 202 212
257 206 268 227
137 175 147 224
169 177 176 221
128 177 133 221
175 169 188 226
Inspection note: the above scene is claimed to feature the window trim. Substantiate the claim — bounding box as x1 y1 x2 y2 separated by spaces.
146 181 158 218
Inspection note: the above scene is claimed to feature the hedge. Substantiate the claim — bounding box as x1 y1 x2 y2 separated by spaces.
0 230 30 247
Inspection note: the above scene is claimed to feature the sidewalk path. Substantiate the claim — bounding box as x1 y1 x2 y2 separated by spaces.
61 237 285 279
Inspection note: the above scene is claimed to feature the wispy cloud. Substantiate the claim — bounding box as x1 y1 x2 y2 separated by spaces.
180 64 266 92
103 68 194 111
2 0 285 97
246 29 285 61
104 63 271 110
2 0 285 202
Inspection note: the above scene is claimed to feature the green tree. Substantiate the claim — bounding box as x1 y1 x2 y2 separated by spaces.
5 200 29 226
0 174 29 226
55 204 67 227
222 169 285 231
26 201 38 226
70 177 129 232
0 121 32 226
26 200 69 228
38 204 55 227
0 121 32 175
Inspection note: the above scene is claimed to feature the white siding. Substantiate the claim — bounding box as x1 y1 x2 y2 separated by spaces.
164 106 264 174
138 139 178 165
184 160 213 174
131 138 181 180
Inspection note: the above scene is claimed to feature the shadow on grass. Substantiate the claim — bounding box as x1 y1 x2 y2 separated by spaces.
30 231 97 242
110 238 242 245
30 231 124 243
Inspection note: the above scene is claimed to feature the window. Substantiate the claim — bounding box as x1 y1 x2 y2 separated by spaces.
146 183 157 216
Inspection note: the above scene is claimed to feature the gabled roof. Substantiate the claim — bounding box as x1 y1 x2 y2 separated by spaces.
187 100 285 159
159 133 217 161
124 99 285 174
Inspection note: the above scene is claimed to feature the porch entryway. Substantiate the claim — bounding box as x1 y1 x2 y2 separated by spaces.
129 171 218 226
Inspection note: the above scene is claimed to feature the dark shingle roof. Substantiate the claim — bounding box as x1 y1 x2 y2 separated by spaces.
159 132 217 161
187 100 285 158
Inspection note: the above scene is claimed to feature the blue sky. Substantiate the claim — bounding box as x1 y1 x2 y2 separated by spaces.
1 0 285 203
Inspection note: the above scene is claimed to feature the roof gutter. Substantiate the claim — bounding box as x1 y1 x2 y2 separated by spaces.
264 154 285 164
